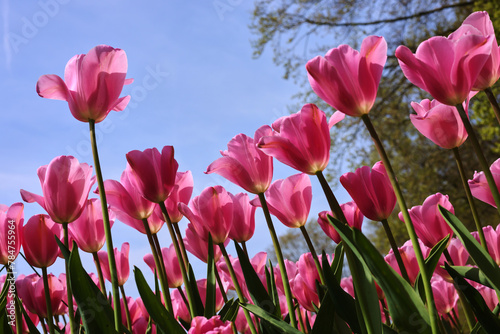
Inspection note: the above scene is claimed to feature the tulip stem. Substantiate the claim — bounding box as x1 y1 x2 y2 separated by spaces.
62 223 76 334
380 218 410 283
452 148 487 252
361 114 440 334
141 219 173 313
219 243 258 334
41 267 56 334
92 251 107 296
484 88 500 125
158 202 196 318
258 192 297 328
173 222 190 269
455 104 500 215
214 265 228 302
315 171 347 225
299 226 325 284
241 241 249 258
89 120 121 331
120 285 133 332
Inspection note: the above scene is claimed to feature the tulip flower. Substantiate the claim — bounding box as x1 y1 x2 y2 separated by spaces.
251 173 312 228
399 193 454 248
0 203 24 265
22 214 62 268
473 225 500 265
183 223 225 263
410 99 468 149
396 31 491 106
472 281 499 311
206 125 274 194
16 273 66 318
317 201 364 243
340 161 396 221
468 157 500 208
144 244 183 288
385 239 430 285
258 104 334 175
98 242 130 286
68 198 115 253
20 155 95 224
188 316 232 334
434 238 469 282
153 170 194 223
126 146 178 204
228 192 256 243
290 273 320 312
306 35 387 117
36 45 132 123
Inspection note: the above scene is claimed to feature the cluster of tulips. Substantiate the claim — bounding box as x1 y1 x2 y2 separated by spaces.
3 9 500 334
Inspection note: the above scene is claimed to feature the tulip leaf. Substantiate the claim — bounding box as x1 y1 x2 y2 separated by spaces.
328 215 432 334
310 289 338 334
471 322 487 334
0 292 13 334
439 206 500 292
134 267 185 334
332 242 344 282
265 260 282 317
445 263 500 332
240 303 303 334
187 263 205 316
451 266 492 289
204 234 216 318
68 247 117 334
218 298 239 322
17 297 41 334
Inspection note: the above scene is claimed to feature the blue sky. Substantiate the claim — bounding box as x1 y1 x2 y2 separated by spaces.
1 1 350 295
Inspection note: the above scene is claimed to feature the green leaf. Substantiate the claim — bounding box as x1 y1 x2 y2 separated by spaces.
310 291 336 334
134 266 185 334
328 215 432 334
68 247 117 334
445 263 500 333
451 266 492 289
240 303 303 334
55 236 71 261
17 297 41 334
204 234 216 318
187 263 205 316
218 298 239 322
332 242 344 282
0 289 13 334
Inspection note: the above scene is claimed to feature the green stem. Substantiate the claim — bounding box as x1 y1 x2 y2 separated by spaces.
7 264 22 334
141 219 173 313
241 241 249 258
41 267 55 334
120 285 132 332
158 202 196 318
89 120 121 331
484 88 500 125
219 243 258 334
455 103 500 216
380 218 410 283
258 192 297 328
315 171 347 225
62 223 76 334
92 251 107 296
214 260 228 303
361 114 440 334
381 299 391 326
40 317 48 334
452 147 488 252
173 222 190 270
299 225 325 284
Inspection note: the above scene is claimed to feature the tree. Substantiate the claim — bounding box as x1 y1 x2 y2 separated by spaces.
251 0 500 252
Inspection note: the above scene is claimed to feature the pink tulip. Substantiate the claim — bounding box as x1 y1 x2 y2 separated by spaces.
396 31 491 106
473 281 499 311
431 276 458 316
274 259 297 296
17 273 66 318
258 104 333 174
206 125 274 194
126 146 178 204
188 316 232 334
120 296 142 329
68 198 115 253
399 193 454 248
0 203 24 265
153 170 194 223
473 225 500 265
450 11 500 91
306 36 387 117
434 238 469 282
385 239 430 285
468 157 500 208
340 276 355 297
112 207 164 235
183 223 225 263
410 99 468 149
290 273 320 312
98 242 130 286
297 252 329 288
235 307 257 334
36 45 132 123
178 186 233 244
317 201 364 243
143 244 183 288
251 173 312 228
21 155 95 224
22 214 62 268
340 161 396 221
228 192 256 243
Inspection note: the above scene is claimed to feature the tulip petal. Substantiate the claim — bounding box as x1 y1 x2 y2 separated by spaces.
36 74 69 101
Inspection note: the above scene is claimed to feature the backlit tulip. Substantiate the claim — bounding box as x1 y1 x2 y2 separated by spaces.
468 158 500 208
153 170 194 223
22 214 62 268
0 203 24 265
16 273 66 318
317 201 363 243
385 239 430 285
36 45 132 123
396 32 491 105
188 316 232 334
228 192 255 242
340 161 396 221
434 238 469 282
306 35 387 117
206 125 274 194
126 146 178 203
144 244 183 288
473 225 500 265
98 242 130 286
432 276 458 317
258 104 332 174
290 273 320 312
251 173 312 228
410 99 468 149
183 223 225 263
399 193 454 248
21 155 95 224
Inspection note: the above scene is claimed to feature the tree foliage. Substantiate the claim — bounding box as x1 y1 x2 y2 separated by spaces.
251 0 500 252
